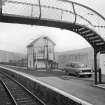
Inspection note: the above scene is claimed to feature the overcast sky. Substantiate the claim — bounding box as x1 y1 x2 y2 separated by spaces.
0 0 105 54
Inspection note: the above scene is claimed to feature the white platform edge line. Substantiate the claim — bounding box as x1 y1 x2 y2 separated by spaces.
95 85 105 89
0 66 93 105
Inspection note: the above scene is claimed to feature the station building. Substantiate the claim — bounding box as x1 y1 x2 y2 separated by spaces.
27 36 57 70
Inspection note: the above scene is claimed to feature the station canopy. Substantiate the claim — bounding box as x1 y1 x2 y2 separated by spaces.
1 0 105 51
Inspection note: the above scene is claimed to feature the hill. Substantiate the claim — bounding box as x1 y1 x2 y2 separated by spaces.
55 47 94 56
55 47 95 68
0 50 26 62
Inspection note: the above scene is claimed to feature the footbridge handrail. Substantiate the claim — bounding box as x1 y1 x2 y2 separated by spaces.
1 0 105 50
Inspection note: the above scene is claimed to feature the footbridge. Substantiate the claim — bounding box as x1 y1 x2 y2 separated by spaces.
0 0 105 84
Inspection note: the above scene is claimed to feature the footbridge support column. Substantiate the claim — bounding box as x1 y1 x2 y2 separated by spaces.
94 49 98 85
0 0 2 14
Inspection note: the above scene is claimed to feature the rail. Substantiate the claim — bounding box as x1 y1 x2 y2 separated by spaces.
0 79 17 105
0 72 46 105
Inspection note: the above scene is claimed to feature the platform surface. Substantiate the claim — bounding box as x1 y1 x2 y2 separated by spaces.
1 65 105 105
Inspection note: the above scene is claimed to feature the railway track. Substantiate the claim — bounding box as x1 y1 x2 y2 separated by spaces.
0 80 14 105
0 72 46 105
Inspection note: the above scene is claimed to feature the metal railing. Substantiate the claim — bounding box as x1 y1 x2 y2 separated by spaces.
1 0 105 40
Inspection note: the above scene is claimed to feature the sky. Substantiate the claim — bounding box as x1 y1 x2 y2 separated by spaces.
0 0 105 54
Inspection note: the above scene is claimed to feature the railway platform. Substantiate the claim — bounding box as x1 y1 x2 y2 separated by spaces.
0 65 105 105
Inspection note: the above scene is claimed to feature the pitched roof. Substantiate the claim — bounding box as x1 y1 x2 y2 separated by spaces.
43 36 56 45
27 36 56 47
